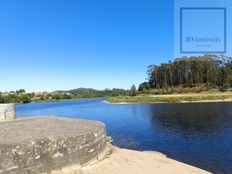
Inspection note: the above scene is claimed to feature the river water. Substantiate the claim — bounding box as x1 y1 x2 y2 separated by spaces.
16 98 232 173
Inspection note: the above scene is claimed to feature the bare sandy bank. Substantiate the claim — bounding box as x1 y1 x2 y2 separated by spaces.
50 146 211 174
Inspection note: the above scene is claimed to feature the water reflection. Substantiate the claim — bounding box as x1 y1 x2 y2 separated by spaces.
148 103 232 173
150 103 232 135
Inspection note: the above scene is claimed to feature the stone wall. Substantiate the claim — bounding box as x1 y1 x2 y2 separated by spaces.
0 104 16 121
0 117 110 174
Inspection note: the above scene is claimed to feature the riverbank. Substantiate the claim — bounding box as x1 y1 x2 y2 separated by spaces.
51 146 211 174
107 92 232 104
0 116 212 174
30 97 103 104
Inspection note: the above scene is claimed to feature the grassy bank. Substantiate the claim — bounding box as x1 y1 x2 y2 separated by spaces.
107 92 232 104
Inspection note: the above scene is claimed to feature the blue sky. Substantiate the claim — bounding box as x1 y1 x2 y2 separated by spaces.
1 0 172 92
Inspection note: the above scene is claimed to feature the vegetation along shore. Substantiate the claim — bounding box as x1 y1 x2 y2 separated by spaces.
107 91 232 104
108 55 232 104
1 55 232 104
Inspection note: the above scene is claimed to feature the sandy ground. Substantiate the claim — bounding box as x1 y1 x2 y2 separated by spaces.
51 147 211 174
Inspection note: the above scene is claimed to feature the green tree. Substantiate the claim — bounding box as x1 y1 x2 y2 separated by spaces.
16 89 26 94
138 82 150 91
146 54 232 91
130 85 137 96
20 95 31 103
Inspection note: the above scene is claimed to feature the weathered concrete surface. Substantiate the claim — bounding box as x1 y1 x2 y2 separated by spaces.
0 104 16 121
0 116 109 174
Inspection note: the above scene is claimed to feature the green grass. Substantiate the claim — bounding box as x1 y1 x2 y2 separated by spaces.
107 94 232 104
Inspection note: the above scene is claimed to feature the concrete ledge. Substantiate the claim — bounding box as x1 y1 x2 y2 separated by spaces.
0 104 16 121
0 116 109 174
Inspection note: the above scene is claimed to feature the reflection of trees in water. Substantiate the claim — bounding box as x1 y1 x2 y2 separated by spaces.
149 103 232 136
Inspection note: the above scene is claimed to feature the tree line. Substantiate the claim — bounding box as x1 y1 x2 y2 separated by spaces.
0 88 130 104
140 55 232 91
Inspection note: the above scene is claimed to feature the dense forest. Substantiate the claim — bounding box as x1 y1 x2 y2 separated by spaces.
139 55 232 92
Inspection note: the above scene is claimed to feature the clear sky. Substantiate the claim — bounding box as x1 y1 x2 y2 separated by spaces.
0 0 174 92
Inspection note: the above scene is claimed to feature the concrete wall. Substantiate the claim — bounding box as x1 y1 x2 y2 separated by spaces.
0 104 16 121
0 131 108 174
0 117 111 174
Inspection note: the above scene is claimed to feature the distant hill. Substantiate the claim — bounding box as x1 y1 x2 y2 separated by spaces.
54 88 98 94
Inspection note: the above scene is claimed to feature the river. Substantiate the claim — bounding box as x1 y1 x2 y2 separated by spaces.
16 98 232 173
